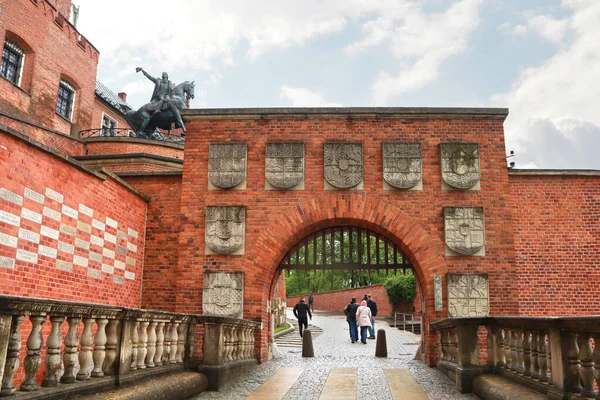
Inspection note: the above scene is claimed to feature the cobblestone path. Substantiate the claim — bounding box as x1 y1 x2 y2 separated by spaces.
192 310 478 400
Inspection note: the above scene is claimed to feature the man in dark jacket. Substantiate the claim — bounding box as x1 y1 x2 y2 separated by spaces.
343 297 359 343
367 293 378 339
293 297 312 337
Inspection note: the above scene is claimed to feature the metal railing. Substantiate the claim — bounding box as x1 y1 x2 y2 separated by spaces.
79 128 185 144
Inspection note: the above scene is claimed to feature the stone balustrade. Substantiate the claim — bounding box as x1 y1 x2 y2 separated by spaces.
0 295 257 398
430 316 600 399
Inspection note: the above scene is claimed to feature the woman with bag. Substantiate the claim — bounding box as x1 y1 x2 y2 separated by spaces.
355 300 372 344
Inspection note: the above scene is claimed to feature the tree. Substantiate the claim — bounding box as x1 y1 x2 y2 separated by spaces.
384 272 416 309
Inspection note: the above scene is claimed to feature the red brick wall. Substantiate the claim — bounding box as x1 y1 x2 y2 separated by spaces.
509 173 600 316
0 0 99 135
121 175 182 311
85 140 184 159
175 113 518 362
287 283 422 317
0 129 147 307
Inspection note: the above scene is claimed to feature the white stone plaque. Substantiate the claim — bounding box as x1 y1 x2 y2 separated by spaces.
106 217 118 229
0 210 20 226
24 188 44 204
102 248 115 259
57 241 75 254
447 274 489 317
126 256 136 266
38 245 58 259
89 252 102 263
45 188 64 203
60 223 76 237
78 204 93 217
0 256 15 270
104 232 116 244
92 219 105 231
87 269 101 279
43 206 61 222
62 205 78 219
128 228 138 238
73 255 88 267
101 264 114 274
56 260 73 272
113 275 124 284
19 228 40 244
114 260 125 270
117 231 127 240
0 188 23 206
124 271 135 280
115 246 126 255
16 249 38 264
75 238 90 250
90 235 104 247
40 226 59 240
77 221 91 234
21 208 42 224
0 233 18 248
127 242 137 252
203 271 244 318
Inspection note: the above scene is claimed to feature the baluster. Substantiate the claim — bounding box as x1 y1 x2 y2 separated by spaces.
176 322 185 363
495 327 505 368
0 315 24 396
147 321 158 367
60 316 80 383
516 328 525 374
103 319 120 375
539 331 550 383
249 327 255 359
169 322 179 364
231 326 239 361
564 332 582 393
131 320 139 370
163 322 171 364
531 330 540 380
591 334 600 400
225 326 232 362
503 328 511 370
510 329 518 372
240 327 247 360
155 321 165 366
21 314 46 391
137 321 149 369
547 334 552 385
42 315 64 387
523 329 532 377
91 317 108 377
578 332 595 398
77 317 95 380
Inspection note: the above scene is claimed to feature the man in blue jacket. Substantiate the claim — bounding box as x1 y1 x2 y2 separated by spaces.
367 293 378 339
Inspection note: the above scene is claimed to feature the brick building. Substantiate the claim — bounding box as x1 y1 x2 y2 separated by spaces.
1 0 600 397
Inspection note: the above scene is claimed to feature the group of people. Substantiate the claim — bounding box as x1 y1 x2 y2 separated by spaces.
343 294 378 344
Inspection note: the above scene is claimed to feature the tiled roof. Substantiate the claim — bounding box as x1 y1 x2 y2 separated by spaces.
95 80 133 115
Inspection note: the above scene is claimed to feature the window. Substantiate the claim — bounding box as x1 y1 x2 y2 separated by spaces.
101 113 118 136
1 40 24 85
56 80 75 120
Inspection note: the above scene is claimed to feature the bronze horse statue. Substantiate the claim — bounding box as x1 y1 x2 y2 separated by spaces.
125 80 195 139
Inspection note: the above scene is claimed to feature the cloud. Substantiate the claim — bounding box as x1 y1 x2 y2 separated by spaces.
498 13 569 44
280 86 341 107
344 0 483 104
492 1 600 169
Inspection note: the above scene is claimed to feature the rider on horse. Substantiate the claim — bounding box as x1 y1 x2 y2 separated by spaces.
136 67 185 131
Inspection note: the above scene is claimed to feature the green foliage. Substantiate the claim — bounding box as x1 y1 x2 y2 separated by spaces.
384 271 417 306
285 269 395 297
274 323 291 334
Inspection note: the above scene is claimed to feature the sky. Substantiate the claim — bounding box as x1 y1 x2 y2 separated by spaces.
75 0 600 169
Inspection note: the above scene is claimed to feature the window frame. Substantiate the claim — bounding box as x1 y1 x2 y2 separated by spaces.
1 40 25 86
101 112 118 136
56 80 76 121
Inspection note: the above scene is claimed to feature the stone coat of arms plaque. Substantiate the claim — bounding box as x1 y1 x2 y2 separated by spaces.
440 143 480 189
265 143 304 189
208 143 247 189
324 143 363 189
382 142 422 189
447 274 489 317
203 271 244 318
205 206 245 254
444 207 485 256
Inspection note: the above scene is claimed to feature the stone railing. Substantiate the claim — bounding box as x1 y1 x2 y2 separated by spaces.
430 316 600 398
0 295 195 398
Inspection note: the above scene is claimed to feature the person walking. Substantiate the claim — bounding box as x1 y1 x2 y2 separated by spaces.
344 298 359 343
293 297 312 337
356 300 373 344
308 292 314 313
366 293 378 339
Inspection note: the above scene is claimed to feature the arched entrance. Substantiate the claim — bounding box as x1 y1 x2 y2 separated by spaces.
248 193 447 365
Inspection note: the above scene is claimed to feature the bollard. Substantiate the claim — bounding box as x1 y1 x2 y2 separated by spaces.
302 329 314 357
375 329 387 358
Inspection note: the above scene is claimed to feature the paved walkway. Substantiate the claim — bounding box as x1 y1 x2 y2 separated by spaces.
192 309 478 400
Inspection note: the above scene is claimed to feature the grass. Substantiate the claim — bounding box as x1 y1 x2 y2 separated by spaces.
274 323 291 334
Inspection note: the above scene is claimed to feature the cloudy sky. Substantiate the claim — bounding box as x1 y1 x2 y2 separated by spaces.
76 0 600 169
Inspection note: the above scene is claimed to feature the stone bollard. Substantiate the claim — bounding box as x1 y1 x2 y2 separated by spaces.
302 329 314 357
375 329 387 358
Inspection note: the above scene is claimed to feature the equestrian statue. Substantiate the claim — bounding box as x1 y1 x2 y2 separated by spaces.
125 67 195 138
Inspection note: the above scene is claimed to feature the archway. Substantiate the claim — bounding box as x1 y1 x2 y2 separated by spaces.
247 193 447 365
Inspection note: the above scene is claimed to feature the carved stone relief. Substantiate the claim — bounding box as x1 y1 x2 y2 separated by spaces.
265 143 304 189
208 143 247 189
203 272 244 318
205 206 245 254
447 274 489 317
324 143 363 189
444 207 485 256
440 143 480 189
382 142 422 189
